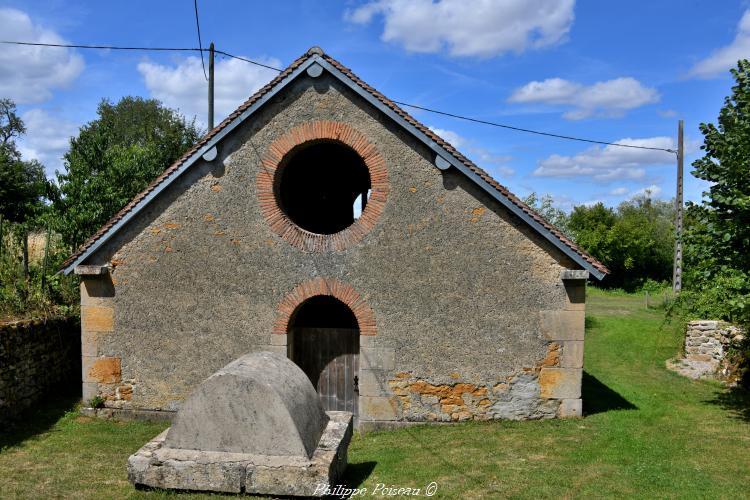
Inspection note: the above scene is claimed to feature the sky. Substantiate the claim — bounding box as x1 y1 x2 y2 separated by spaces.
0 0 747 210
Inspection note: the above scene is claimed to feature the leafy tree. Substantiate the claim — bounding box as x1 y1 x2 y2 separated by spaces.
568 195 674 290
55 97 202 248
0 99 47 223
0 99 52 280
523 192 571 238
683 59 750 326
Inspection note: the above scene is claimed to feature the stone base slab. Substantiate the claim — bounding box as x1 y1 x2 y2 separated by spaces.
127 411 352 496
81 407 176 422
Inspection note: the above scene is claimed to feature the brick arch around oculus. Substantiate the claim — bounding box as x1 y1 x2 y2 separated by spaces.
257 120 389 252
273 278 376 336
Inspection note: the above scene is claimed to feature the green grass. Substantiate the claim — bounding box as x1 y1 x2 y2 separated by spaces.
2 292 749 499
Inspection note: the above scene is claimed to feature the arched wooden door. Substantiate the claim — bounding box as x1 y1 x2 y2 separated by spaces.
287 296 359 415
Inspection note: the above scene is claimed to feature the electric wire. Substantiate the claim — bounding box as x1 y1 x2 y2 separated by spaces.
0 39 677 155
392 101 678 154
193 0 207 80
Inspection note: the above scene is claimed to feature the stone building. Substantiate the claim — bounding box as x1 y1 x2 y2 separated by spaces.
63 47 608 428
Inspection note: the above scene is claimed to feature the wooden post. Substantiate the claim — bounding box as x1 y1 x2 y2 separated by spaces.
208 42 215 130
672 120 684 293
41 225 51 291
22 231 29 282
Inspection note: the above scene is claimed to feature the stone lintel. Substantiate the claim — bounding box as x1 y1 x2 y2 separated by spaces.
561 269 589 280
75 264 110 275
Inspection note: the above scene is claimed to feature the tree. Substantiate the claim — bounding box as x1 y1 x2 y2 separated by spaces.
55 97 202 248
523 192 572 238
567 195 674 290
687 60 750 279
683 59 750 326
0 99 52 281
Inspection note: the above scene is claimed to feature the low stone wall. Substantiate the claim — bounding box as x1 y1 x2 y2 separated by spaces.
0 316 81 423
685 320 744 362
668 320 745 380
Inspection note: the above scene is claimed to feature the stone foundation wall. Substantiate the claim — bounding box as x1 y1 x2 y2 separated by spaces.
0 317 81 423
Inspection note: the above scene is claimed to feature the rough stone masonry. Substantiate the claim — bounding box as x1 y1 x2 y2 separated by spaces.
67 48 604 428
668 320 745 380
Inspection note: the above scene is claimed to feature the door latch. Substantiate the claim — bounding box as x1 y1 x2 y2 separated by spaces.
353 375 359 392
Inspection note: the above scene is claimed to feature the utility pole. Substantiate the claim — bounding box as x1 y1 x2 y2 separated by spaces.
673 119 684 293
208 42 215 129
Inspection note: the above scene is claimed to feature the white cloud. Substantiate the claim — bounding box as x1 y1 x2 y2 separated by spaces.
609 187 628 196
429 126 514 178
137 55 281 126
631 184 662 198
658 109 677 118
17 109 78 176
690 10 750 78
509 77 659 119
345 0 575 58
0 8 84 103
533 137 675 181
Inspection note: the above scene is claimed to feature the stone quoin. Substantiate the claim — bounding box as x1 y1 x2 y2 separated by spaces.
63 46 608 427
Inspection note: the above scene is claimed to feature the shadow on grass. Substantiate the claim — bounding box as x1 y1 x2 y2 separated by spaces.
0 392 80 451
340 460 377 489
706 386 750 422
585 316 600 330
583 371 637 416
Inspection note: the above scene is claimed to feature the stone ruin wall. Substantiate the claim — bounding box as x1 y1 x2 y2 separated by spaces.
669 320 746 381
685 320 744 364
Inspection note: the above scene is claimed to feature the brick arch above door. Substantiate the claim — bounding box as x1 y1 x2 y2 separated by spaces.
272 277 376 336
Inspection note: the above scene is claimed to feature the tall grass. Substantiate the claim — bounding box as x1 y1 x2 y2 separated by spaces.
0 223 79 323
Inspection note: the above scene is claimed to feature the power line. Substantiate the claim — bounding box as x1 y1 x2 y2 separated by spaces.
0 39 677 155
193 0 207 81
0 40 202 52
393 101 677 154
213 49 284 72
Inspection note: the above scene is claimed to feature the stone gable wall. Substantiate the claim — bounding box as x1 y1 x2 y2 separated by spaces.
0 317 80 423
79 72 586 424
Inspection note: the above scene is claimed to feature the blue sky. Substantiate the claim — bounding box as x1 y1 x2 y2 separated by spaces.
1 0 748 210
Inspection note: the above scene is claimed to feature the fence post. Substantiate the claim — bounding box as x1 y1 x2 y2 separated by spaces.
41 225 51 292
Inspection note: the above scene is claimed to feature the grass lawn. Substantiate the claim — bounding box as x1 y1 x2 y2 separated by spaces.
1 290 749 499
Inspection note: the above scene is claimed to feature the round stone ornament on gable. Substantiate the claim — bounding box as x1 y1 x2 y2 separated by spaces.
257 121 389 252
